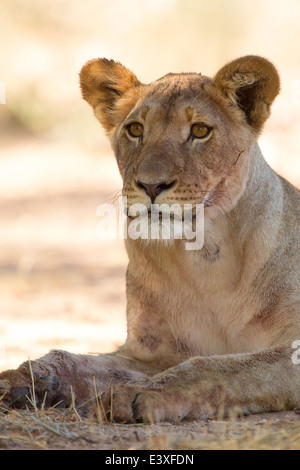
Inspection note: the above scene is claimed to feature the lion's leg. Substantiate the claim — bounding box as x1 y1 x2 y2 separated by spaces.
0 349 152 414
101 347 300 423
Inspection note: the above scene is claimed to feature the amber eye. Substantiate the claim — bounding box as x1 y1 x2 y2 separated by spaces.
126 122 144 138
191 123 211 139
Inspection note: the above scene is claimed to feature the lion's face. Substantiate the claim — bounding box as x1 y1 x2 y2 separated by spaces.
110 74 253 220
80 56 280 222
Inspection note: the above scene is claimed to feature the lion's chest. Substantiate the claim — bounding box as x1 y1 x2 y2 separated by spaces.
161 260 255 356
126 239 270 361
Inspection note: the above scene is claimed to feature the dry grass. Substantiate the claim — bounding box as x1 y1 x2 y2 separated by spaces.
1 395 300 450
0 405 100 450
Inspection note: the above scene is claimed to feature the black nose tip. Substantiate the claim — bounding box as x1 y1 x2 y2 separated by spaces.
136 180 176 203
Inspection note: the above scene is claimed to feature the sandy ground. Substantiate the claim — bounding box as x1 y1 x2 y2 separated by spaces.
1 137 300 450
0 137 128 370
1 409 300 450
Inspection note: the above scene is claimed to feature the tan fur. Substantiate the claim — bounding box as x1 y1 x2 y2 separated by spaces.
1 56 300 423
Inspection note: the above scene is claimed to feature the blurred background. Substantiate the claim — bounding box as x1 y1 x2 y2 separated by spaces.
0 0 300 369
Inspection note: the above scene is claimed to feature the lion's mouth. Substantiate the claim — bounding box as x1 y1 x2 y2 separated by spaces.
126 206 203 222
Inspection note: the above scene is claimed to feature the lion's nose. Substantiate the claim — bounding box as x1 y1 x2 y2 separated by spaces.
136 180 176 203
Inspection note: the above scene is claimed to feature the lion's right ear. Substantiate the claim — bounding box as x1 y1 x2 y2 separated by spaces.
79 58 141 133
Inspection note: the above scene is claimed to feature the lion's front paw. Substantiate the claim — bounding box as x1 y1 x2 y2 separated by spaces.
101 384 188 424
0 360 63 410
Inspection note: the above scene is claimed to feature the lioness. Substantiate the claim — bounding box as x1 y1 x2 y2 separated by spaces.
1 55 300 423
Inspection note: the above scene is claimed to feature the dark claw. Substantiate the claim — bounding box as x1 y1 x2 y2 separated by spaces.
11 387 30 407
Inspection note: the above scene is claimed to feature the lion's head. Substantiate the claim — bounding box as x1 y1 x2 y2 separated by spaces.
80 56 279 224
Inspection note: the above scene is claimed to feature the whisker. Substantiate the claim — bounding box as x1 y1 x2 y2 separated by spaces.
98 188 123 207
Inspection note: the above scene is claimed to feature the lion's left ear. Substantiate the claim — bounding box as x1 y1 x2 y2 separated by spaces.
213 55 280 134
